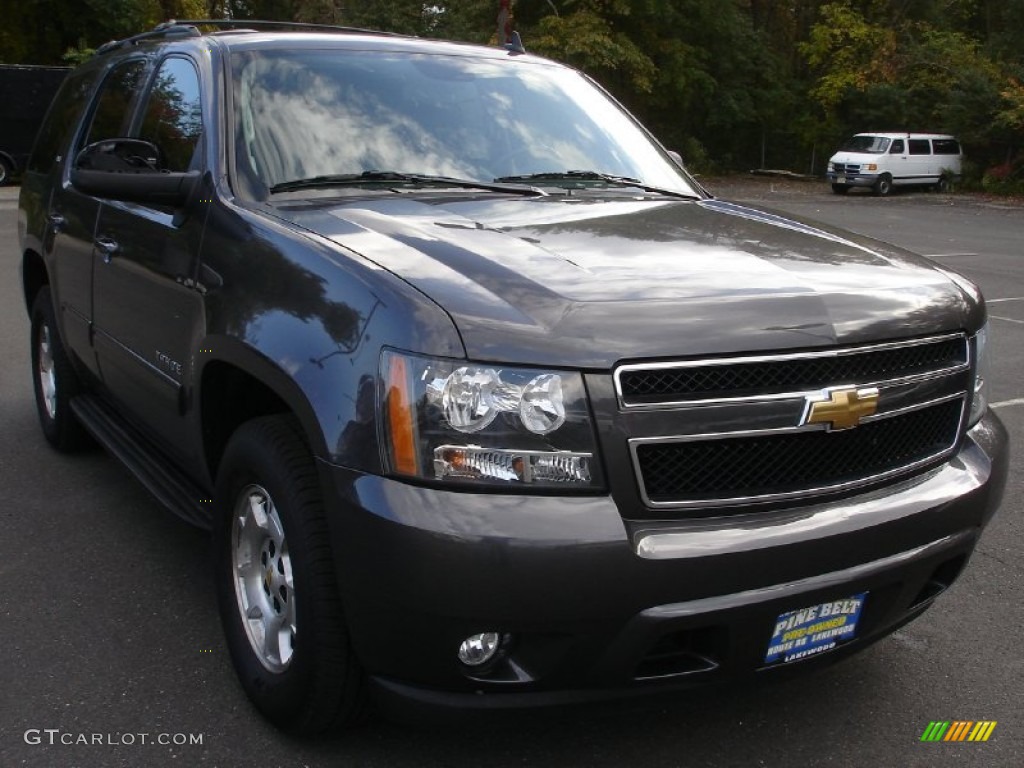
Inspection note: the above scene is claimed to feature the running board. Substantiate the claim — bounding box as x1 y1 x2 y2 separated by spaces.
70 394 213 530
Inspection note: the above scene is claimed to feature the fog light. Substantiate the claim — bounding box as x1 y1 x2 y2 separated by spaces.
458 632 501 666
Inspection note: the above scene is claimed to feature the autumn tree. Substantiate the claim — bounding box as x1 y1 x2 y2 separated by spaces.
801 0 1018 171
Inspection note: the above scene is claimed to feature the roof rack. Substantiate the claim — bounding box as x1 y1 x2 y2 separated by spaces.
170 19 403 36
94 18 402 57
94 22 200 56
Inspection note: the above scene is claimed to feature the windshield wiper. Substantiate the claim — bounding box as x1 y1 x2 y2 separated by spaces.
270 171 547 196
493 170 699 200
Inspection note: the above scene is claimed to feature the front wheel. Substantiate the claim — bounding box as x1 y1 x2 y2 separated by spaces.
213 416 365 734
872 174 893 197
0 156 12 186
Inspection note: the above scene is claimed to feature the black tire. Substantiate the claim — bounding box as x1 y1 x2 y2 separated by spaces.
30 286 91 451
213 415 365 734
936 175 951 193
831 184 850 195
872 174 893 197
0 156 12 186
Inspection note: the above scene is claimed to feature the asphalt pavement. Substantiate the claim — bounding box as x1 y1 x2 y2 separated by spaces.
1 179 1021 767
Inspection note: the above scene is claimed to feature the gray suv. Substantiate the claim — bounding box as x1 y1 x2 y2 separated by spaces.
19 20 1007 734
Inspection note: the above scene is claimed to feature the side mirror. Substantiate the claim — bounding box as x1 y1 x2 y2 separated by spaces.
71 138 199 207
75 138 163 172
667 150 685 168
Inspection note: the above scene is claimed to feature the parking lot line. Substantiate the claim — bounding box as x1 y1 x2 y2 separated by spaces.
992 398 1024 409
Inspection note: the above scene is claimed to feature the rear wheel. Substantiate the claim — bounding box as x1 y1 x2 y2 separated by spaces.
936 175 951 193
0 156 12 186
831 184 850 195
872 174 893 197
213 416 365 734
30 286 91 451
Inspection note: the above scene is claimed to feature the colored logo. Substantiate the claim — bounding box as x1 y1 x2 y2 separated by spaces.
802 386 879 431
920 721 997 742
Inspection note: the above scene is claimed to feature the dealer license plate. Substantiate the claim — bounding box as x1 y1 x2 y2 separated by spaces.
764 593 867 665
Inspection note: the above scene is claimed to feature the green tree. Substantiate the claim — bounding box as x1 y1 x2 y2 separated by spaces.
801 0 1017 172
529 1 656 93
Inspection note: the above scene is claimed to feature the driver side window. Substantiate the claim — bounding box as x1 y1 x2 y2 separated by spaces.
137 57 203 172
889 139 904 154
83 59 149 148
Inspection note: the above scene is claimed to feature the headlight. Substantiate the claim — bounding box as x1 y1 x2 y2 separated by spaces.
380 350 603 488
827 162 835 172
969 324 990 426
865 163 877 171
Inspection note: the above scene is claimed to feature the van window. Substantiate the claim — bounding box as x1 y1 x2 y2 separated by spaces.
932 139 961 155
839 135 890 153
908 139 931 155
889 139 904 154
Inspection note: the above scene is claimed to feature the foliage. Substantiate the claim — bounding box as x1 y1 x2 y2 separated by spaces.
0 0 1021 188
529 1 656 93
981 156 1024 196
998 79 1024 133
798 1 1020 175
801 2 899 108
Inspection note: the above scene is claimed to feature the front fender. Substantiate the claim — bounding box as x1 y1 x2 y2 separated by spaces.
196 201 465 472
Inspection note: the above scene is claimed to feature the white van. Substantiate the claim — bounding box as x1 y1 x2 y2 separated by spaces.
826 133 963 196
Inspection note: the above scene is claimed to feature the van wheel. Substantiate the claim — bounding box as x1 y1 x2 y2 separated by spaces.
872 174 893 197
831 184 849 195
214 415 365 734
936 175 951 193
0 156 12 186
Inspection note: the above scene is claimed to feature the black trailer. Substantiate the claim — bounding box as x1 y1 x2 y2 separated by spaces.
0 64 70 185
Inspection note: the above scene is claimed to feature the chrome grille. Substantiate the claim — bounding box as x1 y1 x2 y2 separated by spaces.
617 334 971 512
636 399 962 506
616 335 967 407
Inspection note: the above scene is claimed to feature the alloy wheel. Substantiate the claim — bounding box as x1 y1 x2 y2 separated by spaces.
231 484 296 672
37 323 57 420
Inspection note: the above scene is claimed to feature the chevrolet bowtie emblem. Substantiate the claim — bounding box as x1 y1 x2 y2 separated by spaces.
802 387 879 431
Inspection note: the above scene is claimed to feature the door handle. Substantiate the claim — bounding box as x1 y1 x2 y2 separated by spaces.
48 213 66 232
95 236 120 263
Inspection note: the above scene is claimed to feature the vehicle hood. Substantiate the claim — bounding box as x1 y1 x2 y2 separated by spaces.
830 151 882 164
269 194 978 368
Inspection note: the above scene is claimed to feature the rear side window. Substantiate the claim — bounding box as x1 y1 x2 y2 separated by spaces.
137 57 203 172
27 69 97 174
932 139 961 155
83 59 149 147
908 139 931 155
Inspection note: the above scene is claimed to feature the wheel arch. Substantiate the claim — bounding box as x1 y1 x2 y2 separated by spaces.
198 343 330 484
22 249 49 317
0 150 16 174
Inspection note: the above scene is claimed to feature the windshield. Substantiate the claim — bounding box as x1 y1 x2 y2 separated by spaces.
230 48 698 197
838 135 891 154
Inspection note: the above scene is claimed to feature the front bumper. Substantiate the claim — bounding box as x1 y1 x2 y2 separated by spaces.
827 172 879 188
317 411 1007 709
